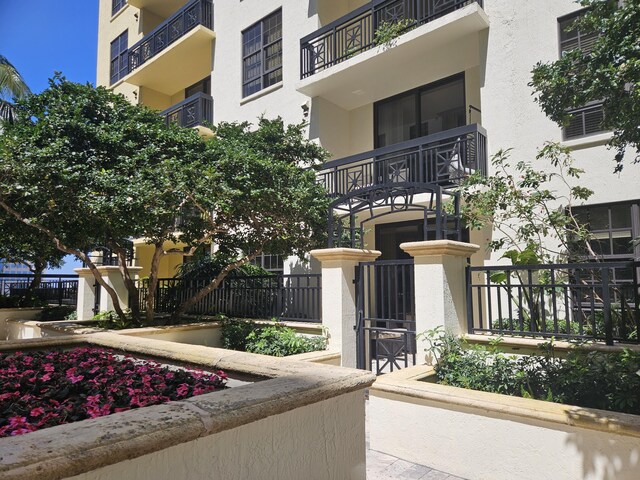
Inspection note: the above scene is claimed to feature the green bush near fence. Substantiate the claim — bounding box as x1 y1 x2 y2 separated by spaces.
221 318 327 357
423 328 640 415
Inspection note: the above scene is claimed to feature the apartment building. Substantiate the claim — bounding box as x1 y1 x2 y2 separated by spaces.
96 0 640 277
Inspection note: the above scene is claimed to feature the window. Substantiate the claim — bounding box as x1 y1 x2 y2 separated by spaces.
573 201 640 261
110 30 128 85
112 0 127 16
185 76 211 98
374 75 466 148
251 253 284 274
558 11 605 140
242 9 282 98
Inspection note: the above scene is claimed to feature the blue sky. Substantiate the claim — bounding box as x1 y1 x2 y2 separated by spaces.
0 1 99 273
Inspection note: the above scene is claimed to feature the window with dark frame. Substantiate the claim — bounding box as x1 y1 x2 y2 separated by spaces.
558 10 606 140
112 0 127 16
110 30 129 85
573 201 640 267
242 9 282 98
251 253 284 274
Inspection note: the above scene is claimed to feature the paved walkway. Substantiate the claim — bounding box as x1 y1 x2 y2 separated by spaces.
367 448 467 480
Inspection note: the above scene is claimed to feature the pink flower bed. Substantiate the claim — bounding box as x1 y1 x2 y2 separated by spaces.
0 347 227 437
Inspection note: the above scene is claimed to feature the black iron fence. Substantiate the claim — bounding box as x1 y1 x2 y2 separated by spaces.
318 124 487 197
128 0 213 74
0 274 79 307
161 93 213 128
300 0 483 78
137 274 321 322
356 259 416 374
466 261 640 345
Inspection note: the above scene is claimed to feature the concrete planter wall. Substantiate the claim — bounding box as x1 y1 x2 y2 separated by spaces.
0 308 43 340
370 365 640 480
0 333 373 480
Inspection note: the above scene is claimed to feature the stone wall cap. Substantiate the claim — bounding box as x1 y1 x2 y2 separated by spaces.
0 334 375 480
400 240 480 257
372 365 640 439
310 248 381 262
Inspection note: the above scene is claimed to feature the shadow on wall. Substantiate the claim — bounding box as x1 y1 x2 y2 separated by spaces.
288 256 320 275
565 408 640 480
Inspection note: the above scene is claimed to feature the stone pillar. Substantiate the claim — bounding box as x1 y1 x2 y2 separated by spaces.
310 248 381 368
400 240 480 355
74 266 143 320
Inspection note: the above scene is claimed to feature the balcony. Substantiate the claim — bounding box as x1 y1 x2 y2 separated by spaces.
121 0 214 95
128 0 190 18
317 124 487 198
297 0 488 110
161 92 213 129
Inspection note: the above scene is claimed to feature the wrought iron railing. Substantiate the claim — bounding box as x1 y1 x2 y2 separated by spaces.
0 274 79 306
466 261 640 345
318 124 487 197
128 0 213 74
300 0 483 78
161 93 213 128
83 245 135 267
137 274 322 322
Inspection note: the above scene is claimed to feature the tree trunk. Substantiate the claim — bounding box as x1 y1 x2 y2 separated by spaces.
145 242 166 324
172 252 260 320
113 246 141 322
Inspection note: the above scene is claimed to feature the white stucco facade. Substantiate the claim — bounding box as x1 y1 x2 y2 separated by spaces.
96 0 639 271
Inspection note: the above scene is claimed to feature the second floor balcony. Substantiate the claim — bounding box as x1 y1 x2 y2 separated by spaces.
121 0 214 95
318 123 487 198
161 92 213 130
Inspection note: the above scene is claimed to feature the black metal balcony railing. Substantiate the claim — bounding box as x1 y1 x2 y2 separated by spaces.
161 92 213 128
128 0 213 74
318 124 487 197
300 0 483 79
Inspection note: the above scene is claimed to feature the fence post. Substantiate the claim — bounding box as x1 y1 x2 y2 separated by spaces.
602 266 613 346
74 266 143 320
401 240 480 356
310 248 381 368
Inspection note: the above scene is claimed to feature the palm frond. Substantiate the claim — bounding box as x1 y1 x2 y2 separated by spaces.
0 55 30 101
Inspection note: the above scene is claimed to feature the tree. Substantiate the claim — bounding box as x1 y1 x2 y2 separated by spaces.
0 77 329 323
530 0 640 172
0 76 205 322
0 55 30 123
0 213 66 298
456 143 594 265
169 118 330 318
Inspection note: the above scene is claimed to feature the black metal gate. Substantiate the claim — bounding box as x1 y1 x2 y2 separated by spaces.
355 259 416 374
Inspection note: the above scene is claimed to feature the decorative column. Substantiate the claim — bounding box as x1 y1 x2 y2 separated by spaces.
74 266 143 320
401 240 480 355
310 248 381 368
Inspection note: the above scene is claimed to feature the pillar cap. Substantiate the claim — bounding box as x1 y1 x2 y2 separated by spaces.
400 240 480 258
310 248 381 263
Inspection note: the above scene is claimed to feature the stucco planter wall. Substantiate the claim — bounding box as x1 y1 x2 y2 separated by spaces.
0 333 374 480
0 308 44 340
369 365 640 480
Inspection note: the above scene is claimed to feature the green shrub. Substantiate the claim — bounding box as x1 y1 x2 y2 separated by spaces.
245 323 327 357
0 295 47 309
424 328 640 415
220 318 258 351
37 306 76 322
93 310 140 330
220 318 327 357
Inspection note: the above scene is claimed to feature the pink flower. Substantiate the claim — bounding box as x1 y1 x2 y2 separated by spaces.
176 384 190 397
30 407 45 417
